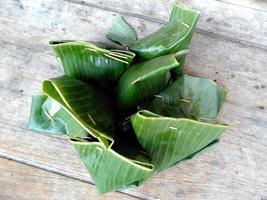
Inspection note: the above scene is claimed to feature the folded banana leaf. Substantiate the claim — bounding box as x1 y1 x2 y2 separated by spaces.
28 78 153 193
42 76 116 147
149 74 227 121
50 41 135 87
117 54 179 110
131 110 227 171
107 3 199 73
28 2 228 194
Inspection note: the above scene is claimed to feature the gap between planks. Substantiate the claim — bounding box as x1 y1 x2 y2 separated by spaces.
0 151 158 200
64 0 267 51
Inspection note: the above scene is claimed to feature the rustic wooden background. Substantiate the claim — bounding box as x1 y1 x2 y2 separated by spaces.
0 0 267 199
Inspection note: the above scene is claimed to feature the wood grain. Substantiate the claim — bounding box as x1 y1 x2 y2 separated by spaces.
0 157 138 200
0 0 267 199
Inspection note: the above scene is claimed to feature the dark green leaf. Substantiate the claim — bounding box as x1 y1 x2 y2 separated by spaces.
131 110 227 171
117 54 180 110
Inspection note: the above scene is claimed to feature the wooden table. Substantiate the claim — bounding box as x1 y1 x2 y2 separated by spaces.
0 0 266 199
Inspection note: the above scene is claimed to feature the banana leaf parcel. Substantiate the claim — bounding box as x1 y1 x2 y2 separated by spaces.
29 3 228 193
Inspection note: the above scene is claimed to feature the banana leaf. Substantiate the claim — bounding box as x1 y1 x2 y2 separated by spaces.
149 74 227 121
50 41 135 87
107 3 199 73
131 110 227 171
42 76 116 147
117 54 179 110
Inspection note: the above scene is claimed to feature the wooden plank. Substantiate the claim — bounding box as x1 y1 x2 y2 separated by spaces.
0 0 160 53
68 0 267 49
0 157 138 200
0 0 267 199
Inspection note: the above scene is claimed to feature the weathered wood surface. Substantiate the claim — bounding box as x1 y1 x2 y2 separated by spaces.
0 157 137 200
76 0 267 48
0 0 267 199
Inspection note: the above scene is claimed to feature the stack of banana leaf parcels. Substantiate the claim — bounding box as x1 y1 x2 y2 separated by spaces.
29 3 228 193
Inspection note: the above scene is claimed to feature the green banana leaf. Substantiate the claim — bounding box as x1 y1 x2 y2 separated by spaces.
107 3 199 72
117 54 180 110
28 94 88 137
50 40 135 87
107 16 137 47
131 110 227 171
42 76 116 147
149 74 227 121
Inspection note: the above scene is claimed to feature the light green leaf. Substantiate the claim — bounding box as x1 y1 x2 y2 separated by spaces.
28 94 88 137
131 110 227 171
107 16 137 47
71 139 153 193
117 54 180 110
50 40 135 87
42 76 116 147
149 74 227 121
